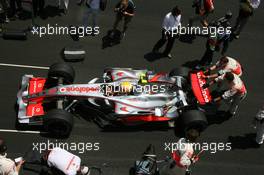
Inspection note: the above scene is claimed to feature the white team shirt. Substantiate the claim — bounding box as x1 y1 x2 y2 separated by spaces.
222 74 246 99
0 154 18 175
47 148 81 175
176 138 194 166
162 12 181 31
215 57 242 81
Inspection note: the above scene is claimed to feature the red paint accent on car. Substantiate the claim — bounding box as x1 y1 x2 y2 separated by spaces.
148 73 167 82
190 71 212 105
26 103 44 117
28 78 46 95
120 115 170 123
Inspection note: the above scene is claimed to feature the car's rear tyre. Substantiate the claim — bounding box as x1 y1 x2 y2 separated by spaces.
169 67 190 89
48 63 75 84
44 109 74 137
169 67 190 78
181 110 208 132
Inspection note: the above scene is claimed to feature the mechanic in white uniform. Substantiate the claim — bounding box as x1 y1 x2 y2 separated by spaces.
0 138 24 175
44 147 89 175
203 56 242 81
254 105 264 145
212 72 247 117
171 129 200 174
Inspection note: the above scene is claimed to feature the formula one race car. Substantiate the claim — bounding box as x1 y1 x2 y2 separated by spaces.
17 63 212 137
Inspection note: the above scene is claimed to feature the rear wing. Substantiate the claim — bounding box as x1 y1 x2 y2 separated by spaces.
190 71 212 105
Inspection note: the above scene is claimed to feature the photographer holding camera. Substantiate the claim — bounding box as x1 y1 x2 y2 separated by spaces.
0 138 24 175
112 0 135 38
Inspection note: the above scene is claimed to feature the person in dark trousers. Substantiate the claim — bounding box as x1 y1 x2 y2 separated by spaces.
232 0 260 39
196 12 232 68
152 6 182 59
189 0 214 27
9 0 22 18
32 0 45 17
0 0 9 23
112 0 135 38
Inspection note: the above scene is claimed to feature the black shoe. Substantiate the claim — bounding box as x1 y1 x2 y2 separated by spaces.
225 111 234 118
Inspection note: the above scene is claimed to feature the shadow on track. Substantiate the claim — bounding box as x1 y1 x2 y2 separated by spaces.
227 133 262 150
101 29 122 49
144 52 165 62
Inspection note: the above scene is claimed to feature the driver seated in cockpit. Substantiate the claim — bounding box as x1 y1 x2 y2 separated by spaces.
104 81 134 96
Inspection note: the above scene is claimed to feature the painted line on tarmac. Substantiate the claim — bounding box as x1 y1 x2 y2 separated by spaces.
0 63 49 70
0 129 41 134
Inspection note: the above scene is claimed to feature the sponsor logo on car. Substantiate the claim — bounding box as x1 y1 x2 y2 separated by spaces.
59 86 100 93
197 72 210 103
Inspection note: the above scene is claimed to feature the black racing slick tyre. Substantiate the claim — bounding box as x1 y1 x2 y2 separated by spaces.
44 109 74 137
48 63 75 84
182 110 208 132
169 67 190 78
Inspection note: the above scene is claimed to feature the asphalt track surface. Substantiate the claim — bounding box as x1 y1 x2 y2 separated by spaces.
0 0 264 175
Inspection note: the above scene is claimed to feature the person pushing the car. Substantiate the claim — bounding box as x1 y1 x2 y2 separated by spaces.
203 56 243 80
205 72 247 117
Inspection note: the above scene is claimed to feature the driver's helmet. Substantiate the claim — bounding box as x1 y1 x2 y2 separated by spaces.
120 81 133 93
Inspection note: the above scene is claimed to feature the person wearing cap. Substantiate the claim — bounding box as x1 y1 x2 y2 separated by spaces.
42 147 89 175
232 0 261 39
152 6 182 59
205 72 247 117
253 105 264 145
0 138 24 175
203 56 243 81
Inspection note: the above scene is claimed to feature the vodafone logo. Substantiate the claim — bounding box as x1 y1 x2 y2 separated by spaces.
59 86 99 93
38 83 43 88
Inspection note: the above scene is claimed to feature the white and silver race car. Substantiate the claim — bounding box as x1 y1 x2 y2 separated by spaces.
17 63 212 137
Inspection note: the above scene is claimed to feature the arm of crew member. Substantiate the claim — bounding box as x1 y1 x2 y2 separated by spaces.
222 88 238 100
15 160 25 174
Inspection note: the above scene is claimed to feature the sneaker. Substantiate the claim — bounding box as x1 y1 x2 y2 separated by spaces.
163 53 172 59
4 17 10 23
234 35 240 39
168 121 175 128
121 32 125 39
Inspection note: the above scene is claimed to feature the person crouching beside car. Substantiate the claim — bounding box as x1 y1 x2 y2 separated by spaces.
42 147 90 175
